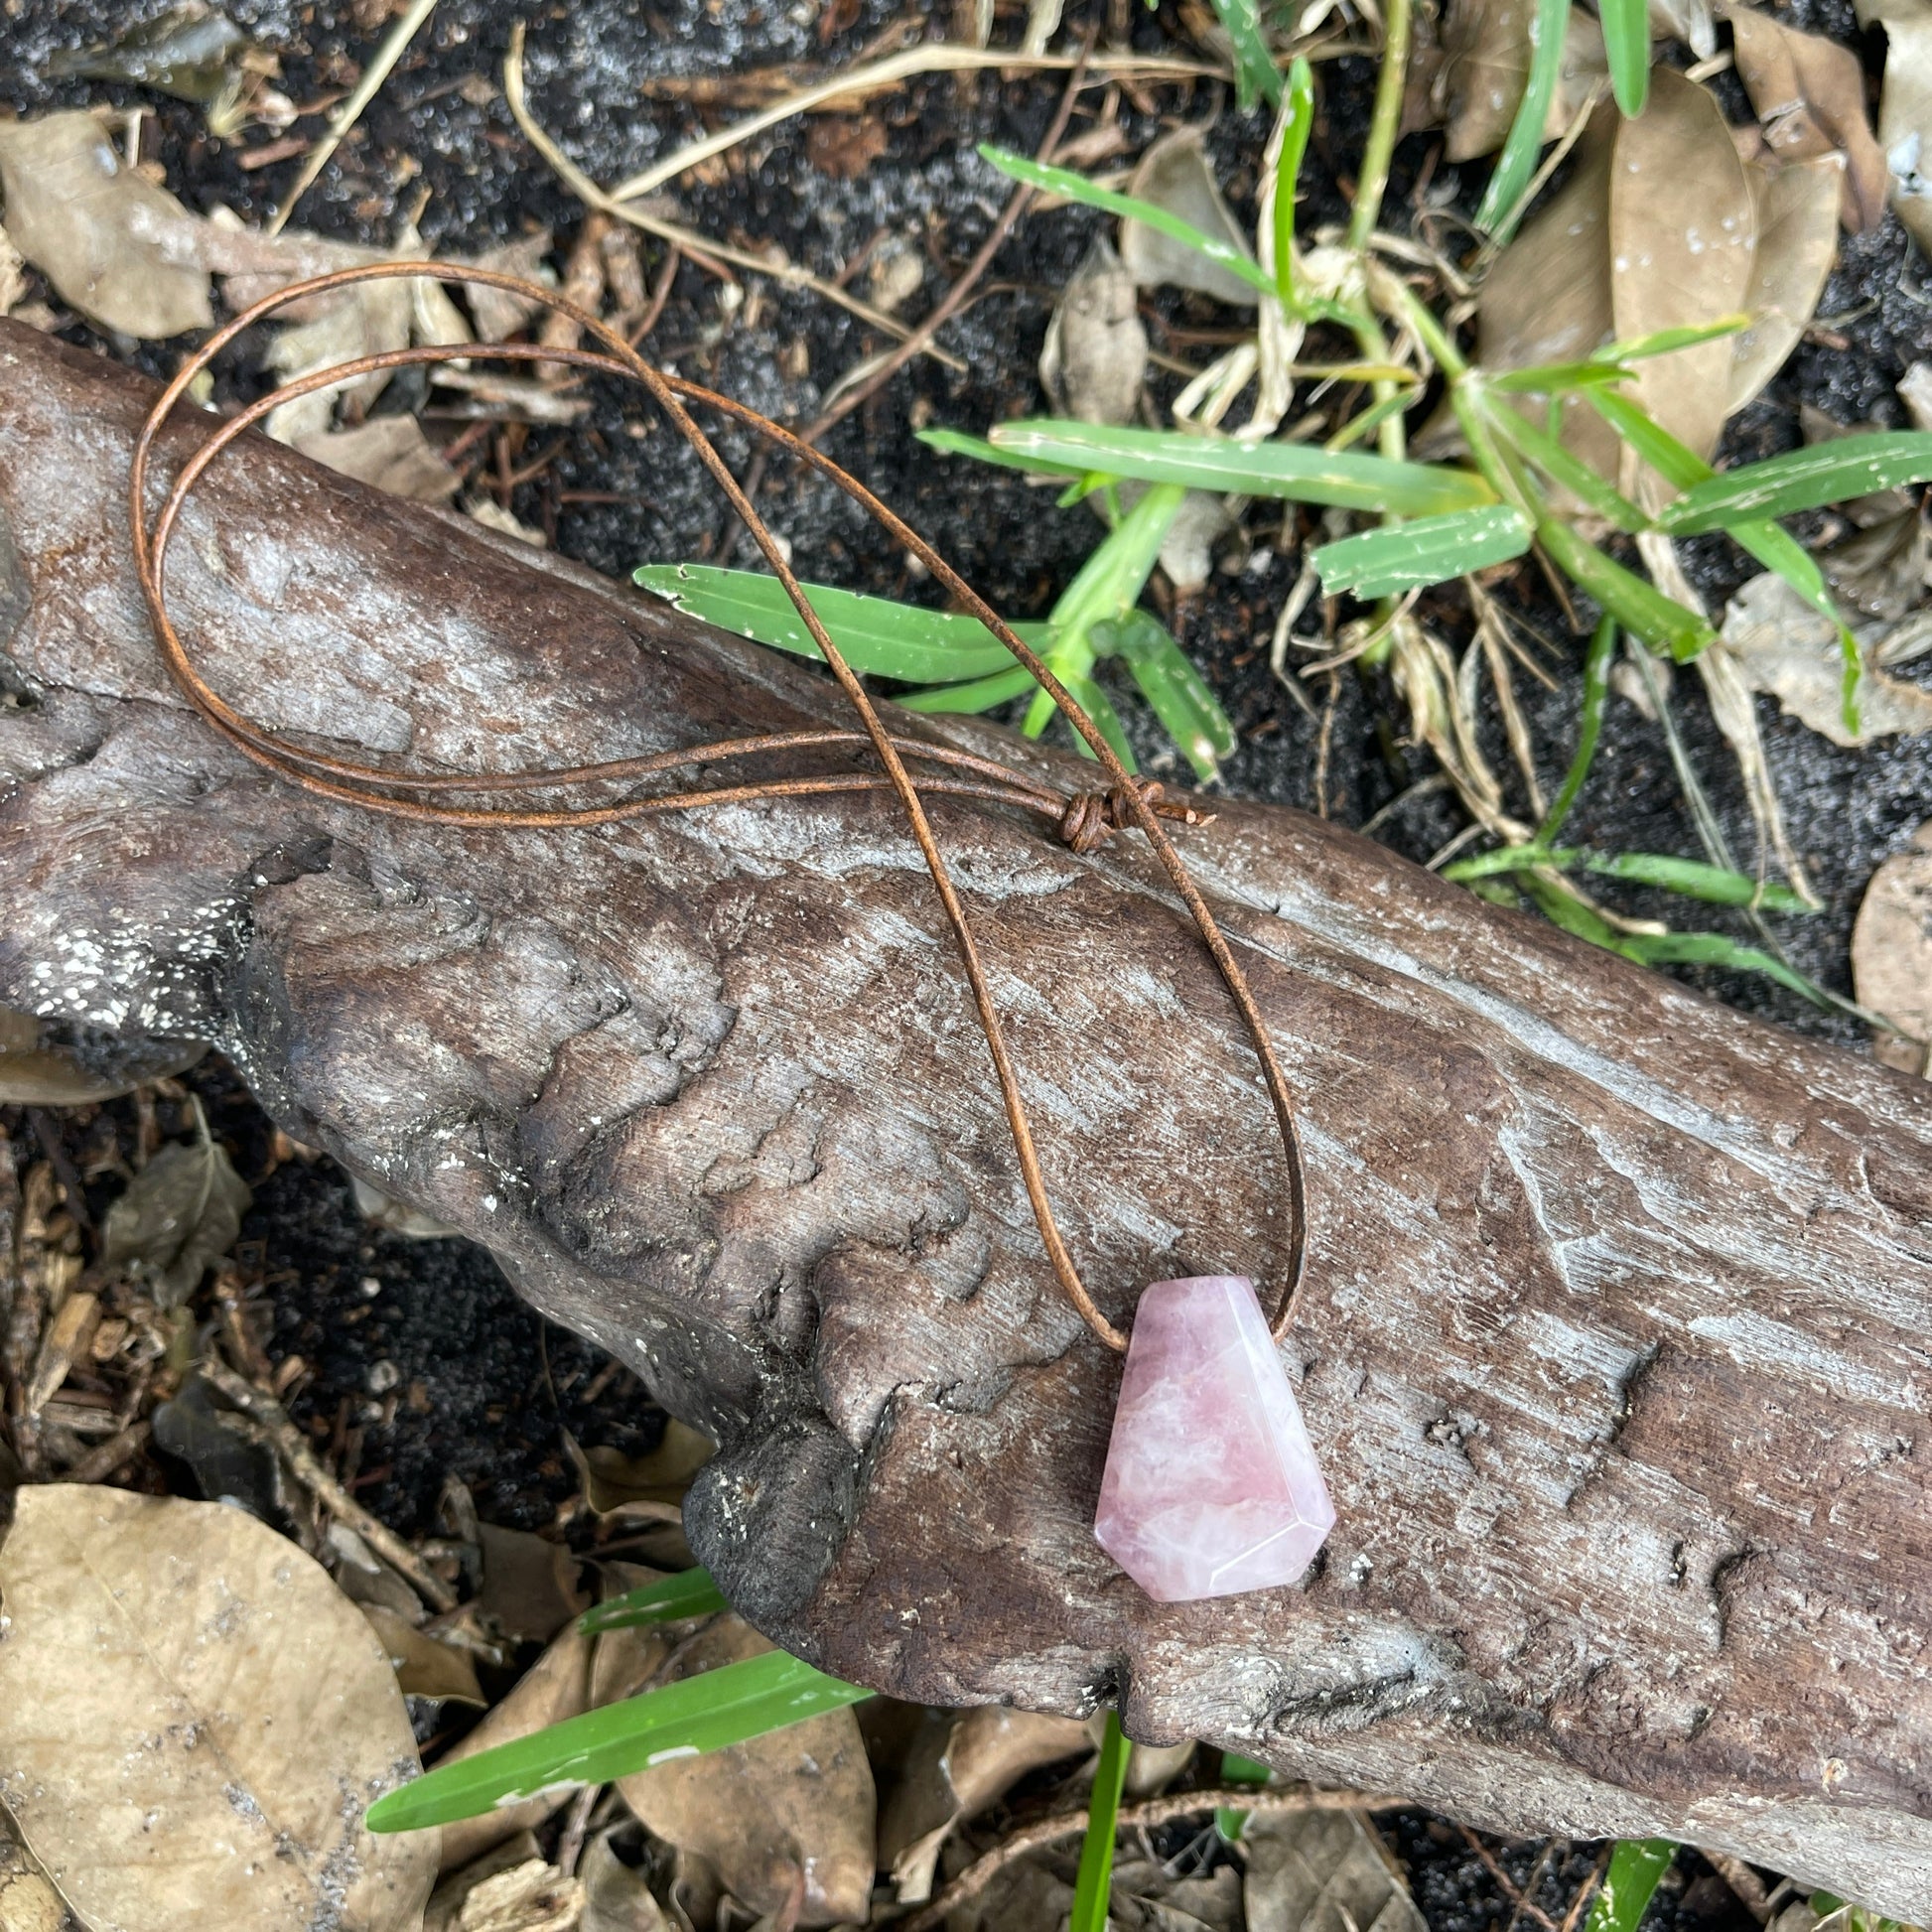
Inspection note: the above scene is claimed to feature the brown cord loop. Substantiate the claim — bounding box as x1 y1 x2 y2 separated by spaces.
128 262 1309 1355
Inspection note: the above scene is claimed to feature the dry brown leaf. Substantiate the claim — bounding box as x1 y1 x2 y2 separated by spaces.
0 225 26 319
1720 572 1932 743
436 1622 594 1872
0 1006 206 1105
478 1522 590 1643
1852 823 1932 1074
1119 127 1259 307
1040 233 1148 426
1244 1808 1425 1932
363 1603 488 1705
581 1832 671 1932
1729 151 1846 415
1435 0 1538 163
427 1834 547 1932
617 1615 876 1925
295 415 463 501
1863 0 1932 255
1821 507 1929 620
462 232 557 342
880 1705 1090 1898
568 1415 715 1520
98 1120 250 1307
458 1862 585 1932
0 1486 436 1932
1729 5 1889 228
0 113 212 337
1902 360 1932 431
1112 1858 1243 1932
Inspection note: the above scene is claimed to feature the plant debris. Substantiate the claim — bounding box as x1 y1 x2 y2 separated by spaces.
1852 822 1932 1073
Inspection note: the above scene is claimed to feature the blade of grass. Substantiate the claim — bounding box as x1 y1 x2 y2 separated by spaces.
1445 844 1815 911
1070 1713 1134 1932
365 1650 872 1833
1326 388 1418 454
989 420 1496 515
1536 514 1717 661
1100 611 1238 778
1587 1841 1678 1932
579 1565 728 1635
1539 614 1615 840
1062 668 1137 768
980 145 1274 303
1212 0 1286 107
897 665 1040 713
1272 57 1315 310
635 566 1052 682
1618 930 1833 1004
1215 1750 1274 1844
916 426 1090 478
1599 0 1651 116
1655 433 1932 533
1484 397 1649 533
1312 503 1533 597
1474 0 1571 239
1586 387 1864 731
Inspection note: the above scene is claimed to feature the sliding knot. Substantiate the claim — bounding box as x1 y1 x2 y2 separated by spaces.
1058 778 1167 855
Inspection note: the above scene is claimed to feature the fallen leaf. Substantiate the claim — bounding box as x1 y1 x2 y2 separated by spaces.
1112 1857 1243 1932
435 1623 593 1872
1903 359 1932 431
0 1007 207 1104
1720 571 1932 743
1728 151 1845 415
0 1486 436 1931
569 1415 715 1520
805 114 891 179
867 236 925 315
1434 0 1539 164
0 113 212 336
1119 126 1260 307
617 1615 876 1925
1244 1807 1425 1932
98 1115 251 1307
478 1522 590 1642
151 1372 291 1523
351 1173 464 1238
462 231 557 341
426 1835 546 1932
880 1704 1090 1899
581 1831 671 1932
1852 822 1932 1073
331 1522 436 1621
1652 0 1718 56
363 1604 488 1706
296 415 463 500
47 5 285 140
0 225 25 317
1820 506 1929 620
465 495 549 547
1040 232 1149 427
1855 0 1932 255
1728 5 1889 228
0 1816 69 1932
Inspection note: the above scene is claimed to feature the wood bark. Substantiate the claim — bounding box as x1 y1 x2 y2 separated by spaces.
3 322 1931 1910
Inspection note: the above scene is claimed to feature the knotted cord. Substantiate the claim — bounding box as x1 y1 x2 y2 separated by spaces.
129 261 1309 1351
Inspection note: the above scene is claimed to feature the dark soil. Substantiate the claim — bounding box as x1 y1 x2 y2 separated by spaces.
2 0 1925 1920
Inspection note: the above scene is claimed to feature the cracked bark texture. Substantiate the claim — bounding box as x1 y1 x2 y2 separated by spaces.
3 323 1931 1911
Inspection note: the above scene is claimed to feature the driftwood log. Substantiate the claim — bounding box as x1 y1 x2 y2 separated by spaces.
4 320 1932 1911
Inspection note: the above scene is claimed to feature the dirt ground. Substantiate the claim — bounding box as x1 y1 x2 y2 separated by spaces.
3 0 1928 1922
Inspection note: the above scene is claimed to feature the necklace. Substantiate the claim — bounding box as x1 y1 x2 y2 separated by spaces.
130 262 1330 1605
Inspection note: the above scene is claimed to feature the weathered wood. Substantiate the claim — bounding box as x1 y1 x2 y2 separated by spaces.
4 321 1931 1909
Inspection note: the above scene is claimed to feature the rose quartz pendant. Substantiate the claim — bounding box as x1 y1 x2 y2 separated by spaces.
1094 1275 1334 1602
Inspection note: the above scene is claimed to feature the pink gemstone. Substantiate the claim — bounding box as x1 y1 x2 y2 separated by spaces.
1094 1275 1334 1603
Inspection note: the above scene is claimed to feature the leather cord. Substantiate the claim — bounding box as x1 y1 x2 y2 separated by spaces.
129 261 1309 1352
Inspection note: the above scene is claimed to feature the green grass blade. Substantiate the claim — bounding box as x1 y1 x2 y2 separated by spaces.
1312 503 1533 597
916 426 1089 478
1593 317 1749 364
1215 1749 1274 1844
1273 57 1315 310
1584 851 1815 911
1474 0 1571 238
635 566 1052 682
579 1566 728 1635
1326 389 1417 454
1536 517 1716 661
980 145 1273 302
1489 361 1636 395
365 1650 872 1834
1617 932 1833 1005
1102 611 1238 778
1599 0 1650 116
1062 669 1137 768
897 665 1039 713
988 420 1496 515
1485 400 1649 532
1444 844 1584 881
1070 1713 1134 1932
1213 0 1285 107
1656 433 1932 533
1523 873 1625 946
1585 387 1863 731
1540 614 1615 840
1587 1840 1678 1932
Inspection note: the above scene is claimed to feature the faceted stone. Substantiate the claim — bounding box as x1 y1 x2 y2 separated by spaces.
1093 1275 1334 1602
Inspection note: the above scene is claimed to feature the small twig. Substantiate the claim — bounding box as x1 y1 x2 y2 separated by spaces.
1560 1845 1614 1932
1462 1826 1563 1932
1504 1842 1564 1932
269 0 440 237
628 244 682 346
201 1355 457 1611
606 43 1223 204
504 25 958 360
900 1787 1403 1932
554 1780 602 1877
54 1419 151 1485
